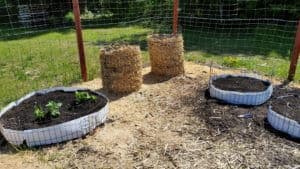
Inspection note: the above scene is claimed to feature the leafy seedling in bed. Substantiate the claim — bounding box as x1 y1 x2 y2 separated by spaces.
46 101 62 117
34 106 46 121
75 91 96 103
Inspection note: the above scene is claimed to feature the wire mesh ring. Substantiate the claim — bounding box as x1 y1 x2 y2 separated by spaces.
209 74 273 106
267 106 300 139
0 87 109 147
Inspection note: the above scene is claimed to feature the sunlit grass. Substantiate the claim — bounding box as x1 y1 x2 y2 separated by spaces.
0 26 152 108
185 51 297 80
0 25 298 108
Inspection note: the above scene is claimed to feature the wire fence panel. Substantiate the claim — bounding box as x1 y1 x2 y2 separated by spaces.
180 0 299 57
80 0 173 48
0 0 300 109
0 0 74 39
1 0 300 150
0 0 174 108
180 0 300 83
1 0 75 108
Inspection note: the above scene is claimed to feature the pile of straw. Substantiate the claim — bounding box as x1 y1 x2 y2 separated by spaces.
100 44 142 93
148 34 185 77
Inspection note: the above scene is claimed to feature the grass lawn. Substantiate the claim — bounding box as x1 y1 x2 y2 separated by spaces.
0 25 299 108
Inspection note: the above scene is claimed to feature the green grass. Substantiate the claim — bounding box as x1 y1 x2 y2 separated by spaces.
0 25 298 108
183 25 295 57
183 24 298 81
185 51 299 80
0 25 152 108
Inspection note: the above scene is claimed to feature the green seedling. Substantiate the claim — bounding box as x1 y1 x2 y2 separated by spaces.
75 91 96 103
46 101 62 117
34 106 46 120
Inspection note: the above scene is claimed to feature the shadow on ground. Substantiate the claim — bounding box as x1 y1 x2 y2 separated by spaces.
264 118 300 143
0 27 74 41
0 122 107 155
95 88 132 102
143 72 173 85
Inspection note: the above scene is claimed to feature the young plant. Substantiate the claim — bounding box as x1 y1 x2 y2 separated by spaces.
75 91 96 103
34 106 46 120
46 101 62 117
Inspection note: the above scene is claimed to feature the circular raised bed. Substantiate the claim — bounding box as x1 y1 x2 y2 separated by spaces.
268 95 300 139
209 74 273 106
0 87 109 147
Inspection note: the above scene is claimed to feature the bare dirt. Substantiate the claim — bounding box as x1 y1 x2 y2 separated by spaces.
271 88 300 123
0 62 299 169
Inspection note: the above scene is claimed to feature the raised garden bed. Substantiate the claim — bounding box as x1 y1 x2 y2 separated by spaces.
268 93 300 139
209 74 273 106
0 87 109 147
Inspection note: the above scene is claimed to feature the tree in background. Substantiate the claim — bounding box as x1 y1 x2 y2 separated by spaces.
0 0 299 29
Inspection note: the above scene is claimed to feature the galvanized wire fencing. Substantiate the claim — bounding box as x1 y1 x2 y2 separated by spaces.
0 0 173 108
0 0 299 108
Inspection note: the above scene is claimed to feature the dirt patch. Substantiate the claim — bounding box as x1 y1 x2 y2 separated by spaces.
272 88 300 123
212 76 270 92
0 91 107 130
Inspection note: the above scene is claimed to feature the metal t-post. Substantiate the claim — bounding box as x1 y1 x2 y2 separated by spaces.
288 20 300 81
72 0 87 82
173 0 179 35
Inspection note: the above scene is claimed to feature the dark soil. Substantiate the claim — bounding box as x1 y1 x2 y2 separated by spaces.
183 83 300 144
186 88 268 141
272 89 300 123
212 76 270 92
0 91 107 130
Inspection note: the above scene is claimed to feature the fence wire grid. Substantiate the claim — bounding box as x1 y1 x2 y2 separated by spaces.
0 0 300 108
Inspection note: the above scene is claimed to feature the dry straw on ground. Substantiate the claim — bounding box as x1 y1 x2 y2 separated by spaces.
148 34 185 77
1 62 299 169
100 44 142 93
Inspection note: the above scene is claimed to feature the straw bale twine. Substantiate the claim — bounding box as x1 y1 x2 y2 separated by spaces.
100 44 142 93
148 34 185 77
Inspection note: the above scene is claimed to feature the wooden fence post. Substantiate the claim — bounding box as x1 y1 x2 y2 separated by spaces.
173 0 179 35
288 20 300 81
72 0 87 82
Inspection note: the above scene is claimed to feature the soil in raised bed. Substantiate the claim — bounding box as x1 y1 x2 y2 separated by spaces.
0 91 107 130
212 76 270 92
272 92 300 124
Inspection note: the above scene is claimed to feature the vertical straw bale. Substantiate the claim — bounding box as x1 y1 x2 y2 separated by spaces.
148 34 185 77
100 44 142 93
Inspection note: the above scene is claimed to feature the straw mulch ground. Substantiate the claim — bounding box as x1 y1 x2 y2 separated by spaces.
148 34 185 77
100 44 142 93
0 62 299 169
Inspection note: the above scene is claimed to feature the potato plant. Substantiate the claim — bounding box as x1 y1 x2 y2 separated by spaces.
75 91 96 103
46 101 62 117
34 106 46 121
34 101 63 121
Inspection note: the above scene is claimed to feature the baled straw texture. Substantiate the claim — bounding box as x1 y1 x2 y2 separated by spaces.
100 44 142 93
148 34 185 77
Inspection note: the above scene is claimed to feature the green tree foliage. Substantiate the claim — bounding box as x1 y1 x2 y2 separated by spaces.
0 0 299 28
180 0 300 20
